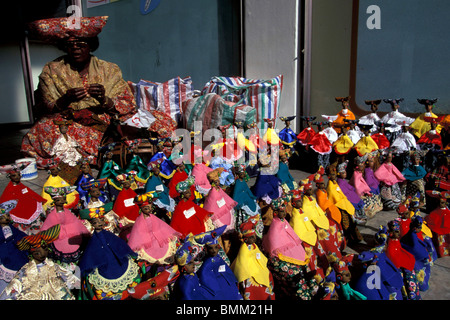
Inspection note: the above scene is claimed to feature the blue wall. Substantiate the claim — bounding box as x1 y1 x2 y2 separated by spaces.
85 0 241 91
354 0 450 115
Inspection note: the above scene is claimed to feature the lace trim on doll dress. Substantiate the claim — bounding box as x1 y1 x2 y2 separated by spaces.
87 257 140 293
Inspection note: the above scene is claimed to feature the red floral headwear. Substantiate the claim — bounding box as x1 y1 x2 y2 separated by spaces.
28 16 108 41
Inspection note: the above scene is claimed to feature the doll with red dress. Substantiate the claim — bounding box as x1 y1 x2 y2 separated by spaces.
170 176 214 239
371 121 391 151
0 162 47 235
295 116 316 172
308 121 332 173
112 171 140 239
384 219 421 300
425 190 450 257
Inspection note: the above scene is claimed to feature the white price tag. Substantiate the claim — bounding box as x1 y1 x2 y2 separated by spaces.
22 188 28 194
155 184 164 192
218 265 226 272
124 198 134 207
217 198 226 208
183 207 196 219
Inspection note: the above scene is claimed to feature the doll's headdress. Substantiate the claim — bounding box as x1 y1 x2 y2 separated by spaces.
16 224 61 251
194 225 227 245
79 202 114 220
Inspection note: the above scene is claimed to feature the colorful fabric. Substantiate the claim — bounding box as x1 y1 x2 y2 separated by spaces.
28 16 108 41
201 75 283 132
42 176 79 211
16 224 61 251
203 186 237 232
170 199 213 238
262 217 308 265
231 243 275 300
131 76 194 123
0 182 47 235
127 213 181 264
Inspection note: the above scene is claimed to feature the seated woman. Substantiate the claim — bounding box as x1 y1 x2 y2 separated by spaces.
21 16 136 167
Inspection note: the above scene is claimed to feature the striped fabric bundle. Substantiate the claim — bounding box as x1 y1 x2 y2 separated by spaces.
182 93 228 134
128 76 194 123
201 75 283 130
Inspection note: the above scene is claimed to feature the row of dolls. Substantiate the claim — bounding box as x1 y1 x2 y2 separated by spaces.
275 97 448 176
0 136 448 300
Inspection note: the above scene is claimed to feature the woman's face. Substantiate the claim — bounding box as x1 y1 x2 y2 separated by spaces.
244 234 257 245
80 164 90 174
65 38 91 65
122 180 132 189
89 187 102 199
367 158 374 168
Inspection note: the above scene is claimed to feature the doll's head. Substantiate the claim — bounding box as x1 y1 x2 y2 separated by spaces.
271 198 287 219
8 170 21 184
80 162 91 174
89 186 102 200
387 220 401 239
89 216 106 232
52 196 67 209
49 165 61 177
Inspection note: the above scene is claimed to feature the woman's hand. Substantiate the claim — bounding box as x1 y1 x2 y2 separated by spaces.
66 87 88 103
87 83 106 104
87 83 115 110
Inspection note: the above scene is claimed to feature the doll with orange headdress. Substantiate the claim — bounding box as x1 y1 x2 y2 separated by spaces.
231 215 275 300
328 96 356 135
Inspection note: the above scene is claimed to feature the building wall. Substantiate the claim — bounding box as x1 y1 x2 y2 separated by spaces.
243 0 300 131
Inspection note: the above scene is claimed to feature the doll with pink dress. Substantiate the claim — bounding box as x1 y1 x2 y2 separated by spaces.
374 150 406 210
